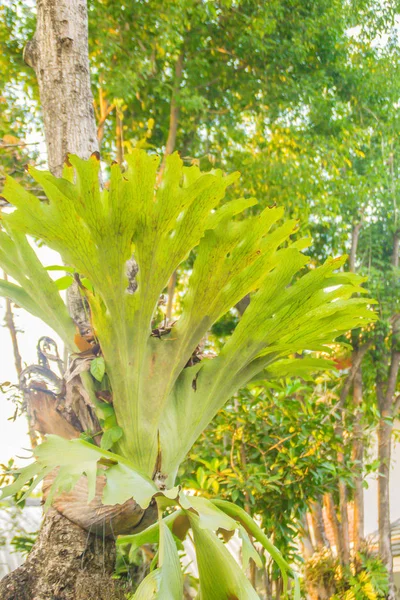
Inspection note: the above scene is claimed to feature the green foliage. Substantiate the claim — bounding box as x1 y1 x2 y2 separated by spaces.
86 0 396 168
305 548 389 600
187 513 259 600
90 356 106 382
119 494 300 599
180 377 355 559
0 2 39 191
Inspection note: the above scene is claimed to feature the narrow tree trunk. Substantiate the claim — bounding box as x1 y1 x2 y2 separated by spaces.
391 231 399 268
376 308 400 598
336 404 350 565
158 49 184 181
299 513 315 559
23 0 99 176
275 577 282 600
303 509 334 600
378 413 394 596
263 563 273 600
164 50 184 159
352 366 364 554
160 49 185 310
349 222 362 273
97 86 114 147
333 338 370 566
323 494 343 560
309 499 329 550
338 482 350 564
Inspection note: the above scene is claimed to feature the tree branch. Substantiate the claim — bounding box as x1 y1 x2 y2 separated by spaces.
96 87 115 145
385 349 400 409
393 393 400 415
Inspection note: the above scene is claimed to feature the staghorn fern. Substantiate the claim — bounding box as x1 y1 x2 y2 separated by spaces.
0 150 376 598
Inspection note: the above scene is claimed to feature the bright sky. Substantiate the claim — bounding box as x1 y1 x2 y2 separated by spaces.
0 243 64 466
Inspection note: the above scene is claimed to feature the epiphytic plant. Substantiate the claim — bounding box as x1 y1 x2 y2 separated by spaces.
0 151 375 598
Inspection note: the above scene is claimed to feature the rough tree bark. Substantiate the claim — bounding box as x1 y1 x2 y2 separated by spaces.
299 514 314 559
0 2 127 598
334 342 370 566
337 481 350 564
161 49 184 171
377 391 395 596
0 509 126 600
335 224 363 565
23 0 99 176
309 499 329 550
323 493 343 560
377 319 400 598
352 365 364 555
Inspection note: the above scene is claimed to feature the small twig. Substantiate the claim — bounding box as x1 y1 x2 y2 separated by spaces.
265 433 297 454
3 273 23 378
81 522 94 570
0 141 41 149
393 394 400 415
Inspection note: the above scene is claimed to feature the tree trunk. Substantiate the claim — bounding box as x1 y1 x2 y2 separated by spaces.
97 86 114 147
377 380 396 599
352 366 364 555
323 494 343 560
349 222 362 273
337 482 350 564
23 0 99 176
375 313 400 598
0 1 129 597
309 499 329 550
164 50 184 159
158 48 184 181
333 341 370 566
299 513 315 559
263 564 273 600
160 49 185 311
378 415 394 595
0 509 126 600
